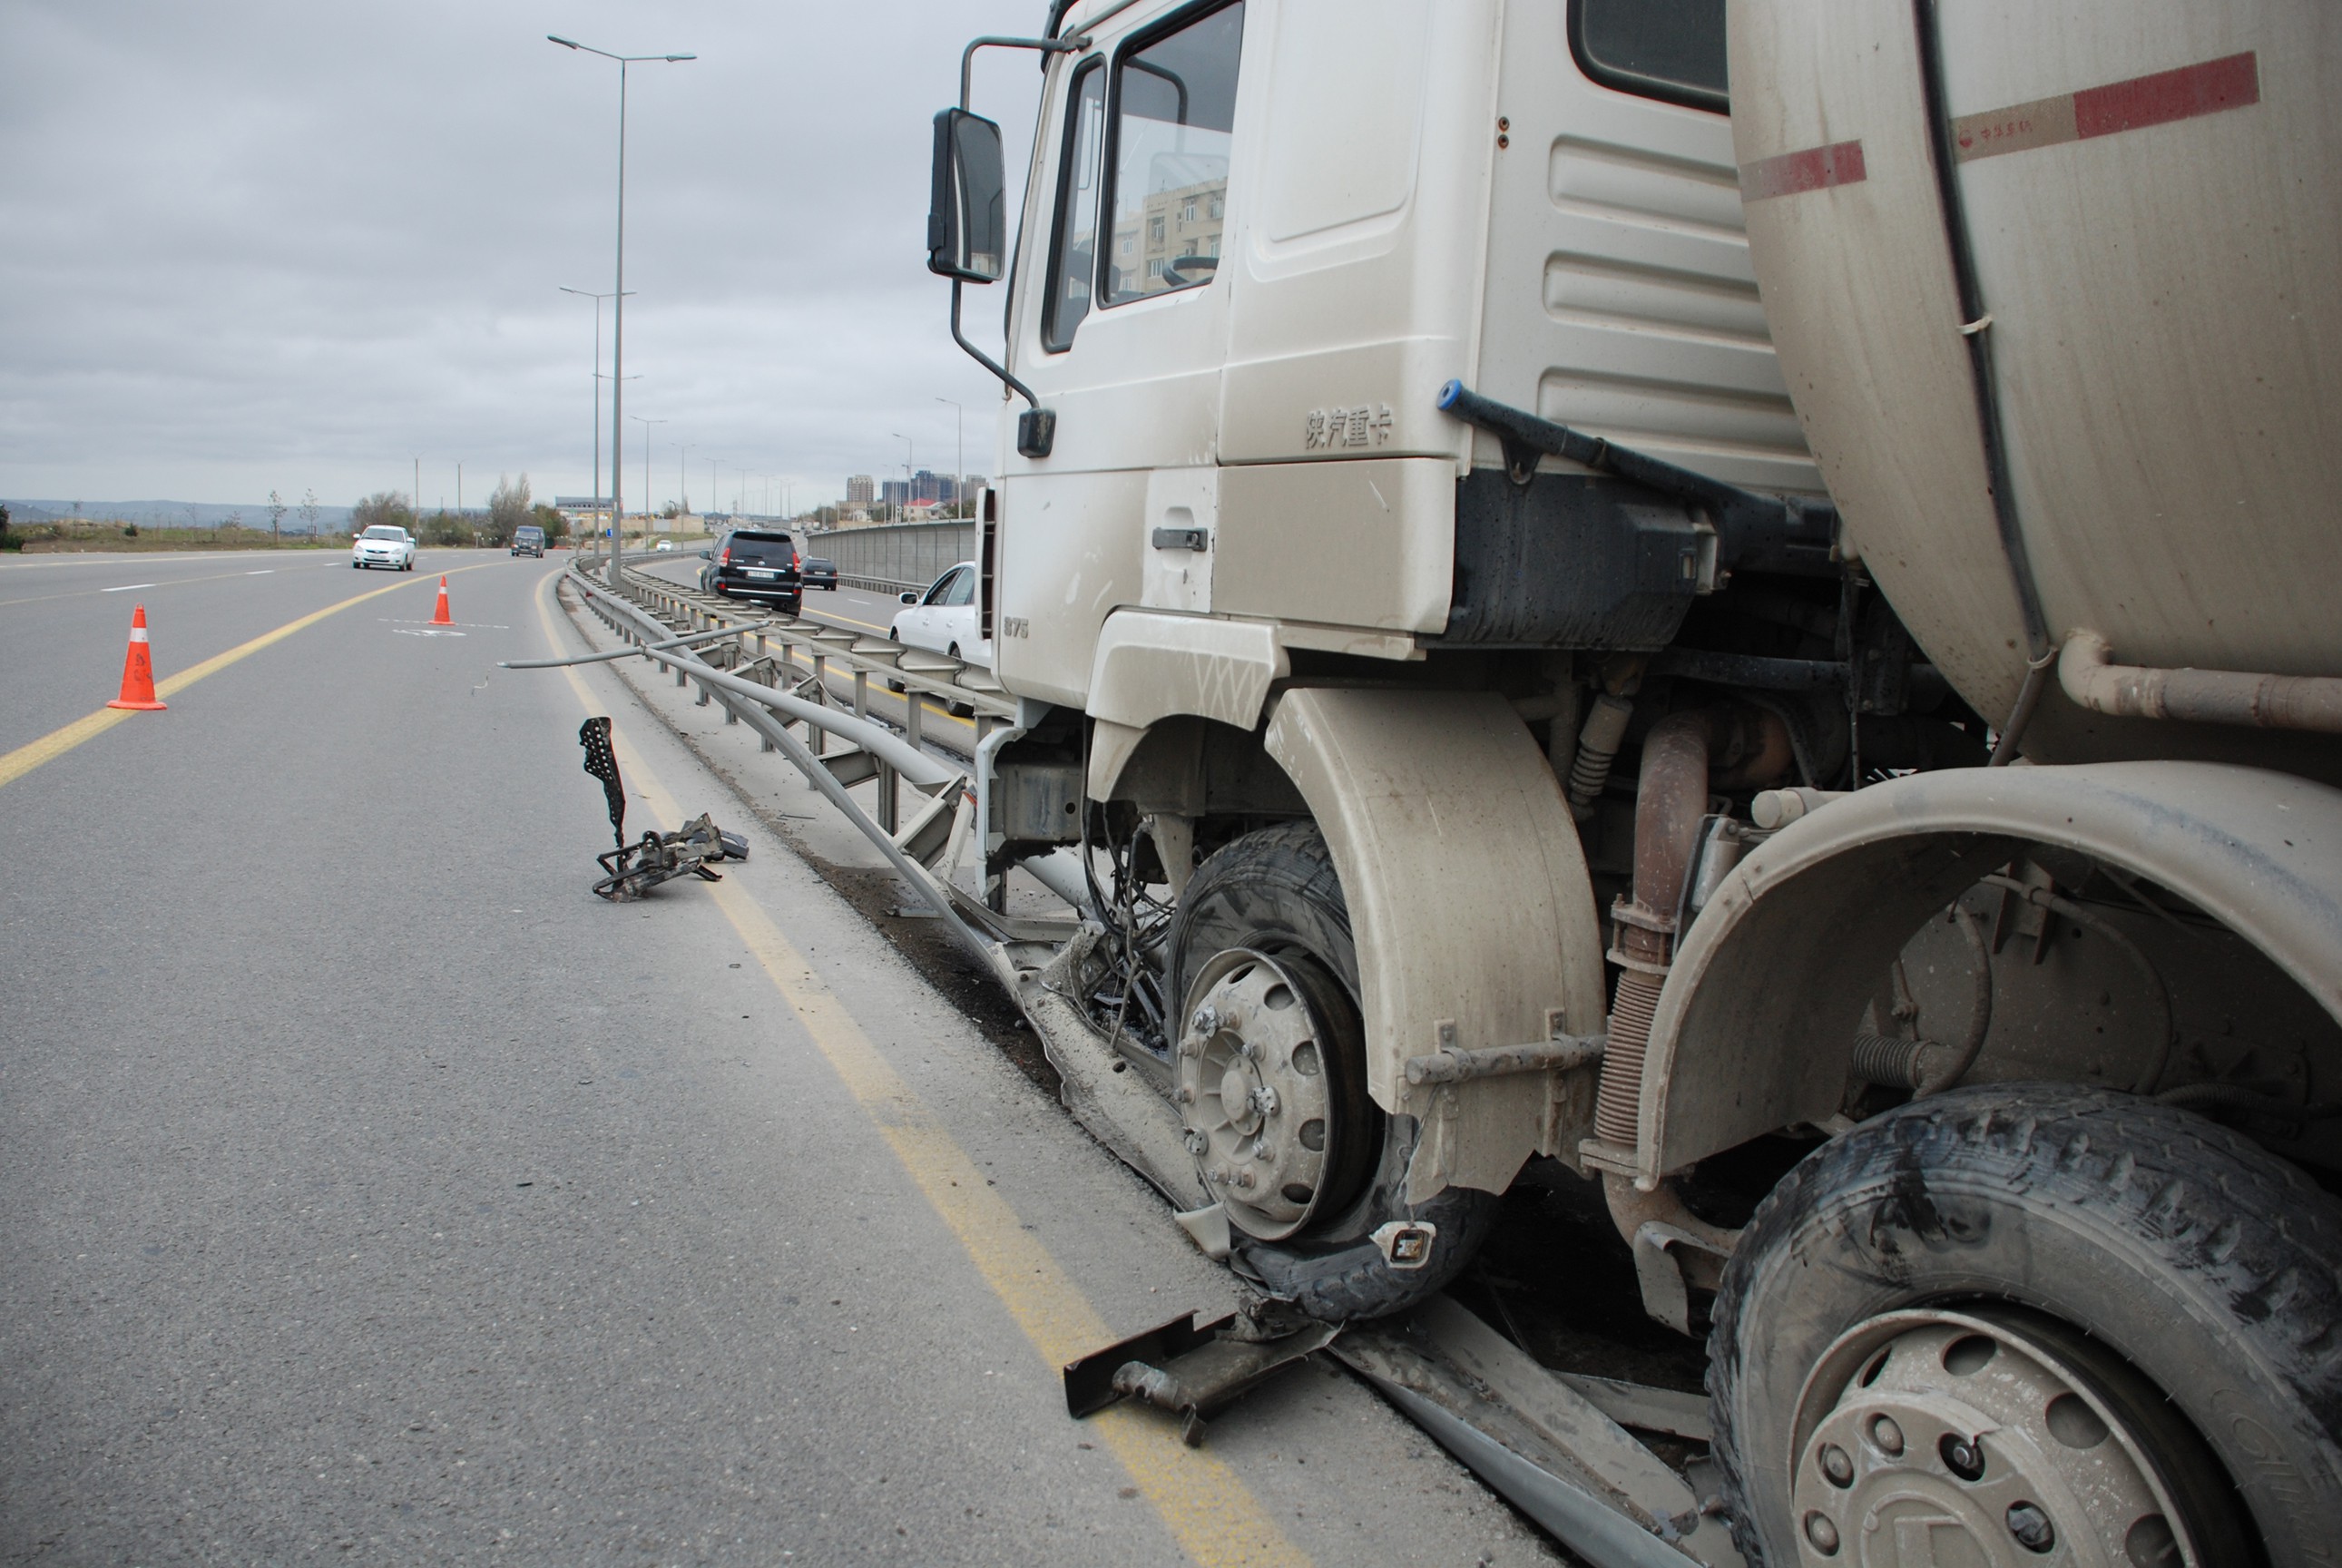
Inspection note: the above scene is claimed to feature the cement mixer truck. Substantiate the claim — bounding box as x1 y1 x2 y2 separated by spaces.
921 1 2342 1558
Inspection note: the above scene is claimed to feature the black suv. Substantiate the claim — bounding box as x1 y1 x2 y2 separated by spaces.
700 528 802 612
511 524 545 557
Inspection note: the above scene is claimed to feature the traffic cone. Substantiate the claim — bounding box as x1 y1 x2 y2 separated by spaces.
430 576 453 626
107 604 168 710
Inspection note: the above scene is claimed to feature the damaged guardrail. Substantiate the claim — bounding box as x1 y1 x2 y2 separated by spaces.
524 564 1092 965
528 559 1753 1568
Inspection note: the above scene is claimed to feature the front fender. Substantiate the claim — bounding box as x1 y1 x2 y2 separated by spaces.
1265 687 1609 1199
1637 761 2342 1186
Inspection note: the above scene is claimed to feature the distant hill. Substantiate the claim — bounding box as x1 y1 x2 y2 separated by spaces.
4 498 358 530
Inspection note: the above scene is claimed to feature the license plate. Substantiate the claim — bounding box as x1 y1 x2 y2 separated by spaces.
745 568 777 580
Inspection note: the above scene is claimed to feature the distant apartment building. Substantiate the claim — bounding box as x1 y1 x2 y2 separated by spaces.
845 474 875 505
864 472 987 516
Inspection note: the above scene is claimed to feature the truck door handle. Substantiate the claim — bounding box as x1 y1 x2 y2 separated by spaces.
1151 526 1210 552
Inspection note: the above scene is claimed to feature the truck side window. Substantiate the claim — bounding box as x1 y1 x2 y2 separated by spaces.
1102 2 1245 308
1044 60 1106 352
1569 0 1727 114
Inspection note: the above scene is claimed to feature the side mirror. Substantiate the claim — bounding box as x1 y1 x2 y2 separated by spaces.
900 592 920 605
926 108 1005 283
699 548 710 559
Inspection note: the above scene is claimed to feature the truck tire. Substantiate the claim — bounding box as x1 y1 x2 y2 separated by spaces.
1709 1083 2342 1567
1166 821 1496 1322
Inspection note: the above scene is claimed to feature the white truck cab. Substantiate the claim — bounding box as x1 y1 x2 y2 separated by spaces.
924 5 2342 1558
976 0 1817 717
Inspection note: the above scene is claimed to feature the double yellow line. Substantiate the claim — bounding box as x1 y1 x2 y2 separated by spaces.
0 565 494 791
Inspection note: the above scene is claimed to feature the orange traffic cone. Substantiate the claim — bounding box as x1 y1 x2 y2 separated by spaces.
107 604 168 710
430 576 453 625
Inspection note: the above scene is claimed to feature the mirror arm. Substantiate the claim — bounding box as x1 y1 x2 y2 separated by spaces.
951 278 1040 411
961 34 1088 109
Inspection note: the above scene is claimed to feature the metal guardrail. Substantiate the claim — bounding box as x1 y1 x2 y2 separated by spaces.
600 559 1016 724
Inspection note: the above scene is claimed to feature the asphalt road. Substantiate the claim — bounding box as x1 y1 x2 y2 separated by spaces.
0 548 1564 1566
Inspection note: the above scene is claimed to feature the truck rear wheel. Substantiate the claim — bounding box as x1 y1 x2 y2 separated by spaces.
1165 821 1495 1321
1709 1083 2342 1566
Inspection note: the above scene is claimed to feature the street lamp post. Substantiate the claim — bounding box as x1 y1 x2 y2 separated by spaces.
560 285 632 558
935 397 963 519
549 34 696 583
633 416 667 539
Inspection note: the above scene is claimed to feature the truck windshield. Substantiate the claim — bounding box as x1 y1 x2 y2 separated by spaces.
1102 3 1245 308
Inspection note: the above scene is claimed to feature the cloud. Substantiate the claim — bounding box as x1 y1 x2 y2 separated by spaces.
0 0 1046 510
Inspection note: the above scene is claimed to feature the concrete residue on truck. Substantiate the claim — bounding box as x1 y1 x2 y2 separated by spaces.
912 1 2342 1560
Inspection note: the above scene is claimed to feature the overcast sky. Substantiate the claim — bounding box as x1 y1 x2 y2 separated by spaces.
0 1 1052 514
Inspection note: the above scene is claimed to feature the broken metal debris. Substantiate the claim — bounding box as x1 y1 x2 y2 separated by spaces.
1063 1308 1339 1447
578 716 748 901
593 814 749 902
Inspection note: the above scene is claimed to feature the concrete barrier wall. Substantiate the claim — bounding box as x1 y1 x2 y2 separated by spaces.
808 521 975 593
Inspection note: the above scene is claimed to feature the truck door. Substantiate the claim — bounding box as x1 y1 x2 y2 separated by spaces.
997 2 1252 708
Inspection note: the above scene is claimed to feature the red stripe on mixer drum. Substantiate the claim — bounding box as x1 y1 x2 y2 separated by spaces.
1739 139 1867 201
1953 51 2259 162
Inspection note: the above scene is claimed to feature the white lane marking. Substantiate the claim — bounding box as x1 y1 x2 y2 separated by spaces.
247 570 274 575
379 617 508 629
102 583 158 593
394 628 466 638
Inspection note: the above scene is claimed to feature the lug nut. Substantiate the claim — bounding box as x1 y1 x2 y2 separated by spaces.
1183 1130 1208 1155
1249 1138 1268 1161
1174 1087 1193 1104
1249 1085 1279 1117
1818 1444 1853 1487
1191 1006 1217 1034
1940 1433 1984 1482
2005 1502 2054 1553
1870 1415 1905 1457
1803 1512 1840 1556
1234 1170 1257 1190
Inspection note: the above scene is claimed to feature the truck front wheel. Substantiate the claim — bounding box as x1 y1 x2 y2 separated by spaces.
1165 821 1495 1321
1709 1083 2342 1566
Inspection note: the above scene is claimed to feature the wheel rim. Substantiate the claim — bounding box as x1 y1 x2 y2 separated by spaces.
1174 947 1361 1243
1786 1307 2219 1566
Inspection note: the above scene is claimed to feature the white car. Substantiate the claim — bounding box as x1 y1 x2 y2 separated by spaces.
352 525 417 571
890 562 991 668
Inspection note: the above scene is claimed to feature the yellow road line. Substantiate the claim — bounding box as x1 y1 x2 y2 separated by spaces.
537 576 1307 1567
0 564 496 791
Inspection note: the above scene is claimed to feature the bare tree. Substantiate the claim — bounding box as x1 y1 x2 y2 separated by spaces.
351 492 416 534
299 489 319 537
485 474 532 548
268 489 287 544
